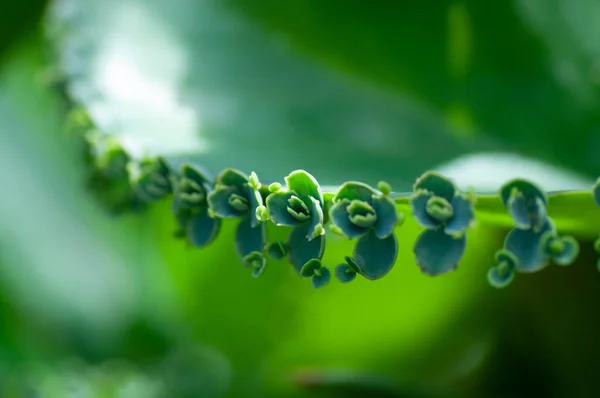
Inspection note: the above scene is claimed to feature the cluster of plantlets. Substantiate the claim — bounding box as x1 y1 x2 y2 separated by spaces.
66 107 599 290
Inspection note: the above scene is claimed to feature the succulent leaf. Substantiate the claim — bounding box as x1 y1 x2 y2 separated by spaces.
444 194 475 236
329 199 369 239
542 233 579 266
504 219 554 273
266 191 305 226
413 229 466 276
187 206 221 248
287 223 326 275
306 196 326 240
300 258 322 278
413 171 456 201
235 215 266 265
284 170 324 207
334 263 357 283
207 186 245 218
312 267 331 289
410 190 442 229
333 181 376 203
216 168 249 192
425 196 454 223
371 195 398 239
487 266 515 289
352 230 398 280
500 178 547 207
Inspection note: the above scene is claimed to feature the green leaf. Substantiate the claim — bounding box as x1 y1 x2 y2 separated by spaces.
444 195 475 236
306 196 325 240
266 191 303 226
287 223 326 274
410 191 441 230
187 207 221 248
413 229 466 276
504 220 554 273
334 263 357 284
311 267 330 289
329 199 368 239
300 258 322 278
413 172 457 201
371 195 398 239
500 178 548 207
487 266 515 289
234 215 266 263
207 186 245 218
333 182 376 203
285 170 324 207
352 230 398 281
216 168 249 192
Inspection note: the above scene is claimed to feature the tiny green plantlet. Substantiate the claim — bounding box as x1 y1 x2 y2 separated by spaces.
127 156 173 203
329 181 400 280
62 102 600 290
207 169 267 275
410 172 475 276
489 179 580 288
171 164 221 248
264 170 327 274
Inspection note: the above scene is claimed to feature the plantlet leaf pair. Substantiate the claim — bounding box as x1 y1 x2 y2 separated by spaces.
264 170 326 274
410 172 475 276
208 169 267 277
329 181 400 281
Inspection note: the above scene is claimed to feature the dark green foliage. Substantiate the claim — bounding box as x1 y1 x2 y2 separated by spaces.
129 156 173 202
352 231 398 280
172 164 221 248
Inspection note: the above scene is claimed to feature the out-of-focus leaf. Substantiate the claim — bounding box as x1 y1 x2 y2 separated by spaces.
48 0 500 190
50 0 600 189
0 0 48 59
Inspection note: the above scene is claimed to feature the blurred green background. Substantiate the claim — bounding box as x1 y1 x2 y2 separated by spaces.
2 0 600 397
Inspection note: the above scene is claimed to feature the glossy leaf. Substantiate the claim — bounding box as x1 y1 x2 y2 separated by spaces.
306 196 325 240
352 230 398 280
413 229 466 276
333 182 376 203
287 223 326 274
234 215 266 263
187 206 221 248
266 191 303 227
285 170 324 206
